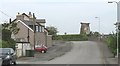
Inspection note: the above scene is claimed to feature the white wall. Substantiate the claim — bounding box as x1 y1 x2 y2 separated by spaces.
16 43 31 57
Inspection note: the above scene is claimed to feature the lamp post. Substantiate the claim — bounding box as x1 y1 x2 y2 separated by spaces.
95 17 100 40
108 1 120 58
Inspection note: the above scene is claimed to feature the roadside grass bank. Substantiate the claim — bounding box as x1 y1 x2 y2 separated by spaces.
97 33 119 57
99 34 117 56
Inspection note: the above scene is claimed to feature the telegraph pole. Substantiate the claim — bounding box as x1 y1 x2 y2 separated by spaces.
33 13 36 50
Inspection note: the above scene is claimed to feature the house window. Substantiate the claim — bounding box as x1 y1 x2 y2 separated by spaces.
36 26 39 32
38 26 40 32
41 27 44 32
36 26 44 32
39 26 42 32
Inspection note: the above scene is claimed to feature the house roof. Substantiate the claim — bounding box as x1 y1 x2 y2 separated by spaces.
12 12 46 23
36 19 46 23
22 13 30 18
23 20 38 25
36 22 45 27
10 12 46 31
11 19 17 23
45 28 49 32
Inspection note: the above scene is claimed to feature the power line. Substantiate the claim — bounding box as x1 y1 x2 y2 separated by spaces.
0 10 14 18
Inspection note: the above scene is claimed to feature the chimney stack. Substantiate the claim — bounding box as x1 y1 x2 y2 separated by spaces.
29 12 32 18
33 13 36 19
18 12 20 15
9 18 12 24
16 12 24 21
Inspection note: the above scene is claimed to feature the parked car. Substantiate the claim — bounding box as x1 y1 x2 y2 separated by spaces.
0 48 16 66
35 44 47 53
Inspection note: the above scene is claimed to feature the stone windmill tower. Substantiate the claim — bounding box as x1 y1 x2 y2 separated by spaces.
80 23 90 34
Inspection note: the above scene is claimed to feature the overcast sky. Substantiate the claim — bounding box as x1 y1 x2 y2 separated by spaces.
0 0 119 34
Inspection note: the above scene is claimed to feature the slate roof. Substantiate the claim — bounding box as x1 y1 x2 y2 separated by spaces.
23 20 36 25
36 19 46 23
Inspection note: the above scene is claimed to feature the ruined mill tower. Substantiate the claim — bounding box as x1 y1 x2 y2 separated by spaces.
80 23 90 34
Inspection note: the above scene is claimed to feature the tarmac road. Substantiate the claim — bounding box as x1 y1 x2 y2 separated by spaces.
16 41 118 65
44 41 117 64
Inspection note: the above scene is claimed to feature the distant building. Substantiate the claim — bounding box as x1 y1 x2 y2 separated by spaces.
80 23 90 34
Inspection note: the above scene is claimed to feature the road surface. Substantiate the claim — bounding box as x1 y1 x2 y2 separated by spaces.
16 41 117 65
44 41 117 64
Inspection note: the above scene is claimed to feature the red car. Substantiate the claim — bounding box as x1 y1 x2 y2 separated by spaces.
35 44 47 53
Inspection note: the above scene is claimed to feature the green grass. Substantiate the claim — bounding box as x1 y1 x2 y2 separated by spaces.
106 34 117 56
0 40 2 48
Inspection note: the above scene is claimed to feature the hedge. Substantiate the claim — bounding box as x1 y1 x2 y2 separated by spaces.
118 32 120 53
52 34 88 41
106 34 117 55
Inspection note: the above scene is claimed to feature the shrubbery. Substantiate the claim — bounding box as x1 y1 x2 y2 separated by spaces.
105 24 120 55
118 32 120 53
106 34 117 55
1 29 16 49
2 39 16 50
2 29 11 40
52 34 88 41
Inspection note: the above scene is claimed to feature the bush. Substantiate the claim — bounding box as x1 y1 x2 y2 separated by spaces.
118 24 120 53
106 34 117 55
0 40 2 48
52 34 88 41
2 29 11 41
2 39 16 50
1 29 16 50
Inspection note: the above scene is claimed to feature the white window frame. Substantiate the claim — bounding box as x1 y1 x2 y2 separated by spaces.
42 27 44 32
36 26 39 32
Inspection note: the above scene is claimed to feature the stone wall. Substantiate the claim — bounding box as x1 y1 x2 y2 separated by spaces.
47 35 52 48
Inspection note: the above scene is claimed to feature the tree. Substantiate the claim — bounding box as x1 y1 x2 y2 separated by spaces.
1 28 16 49
64 32 67 35
118 24 120 53
1 22 19 49
93 32 100 37
2 23 20 35
2 39 16 50
2 23 9 29
2 29 11 41
46 26 58 36
118 30 120 53
87 31 94 36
